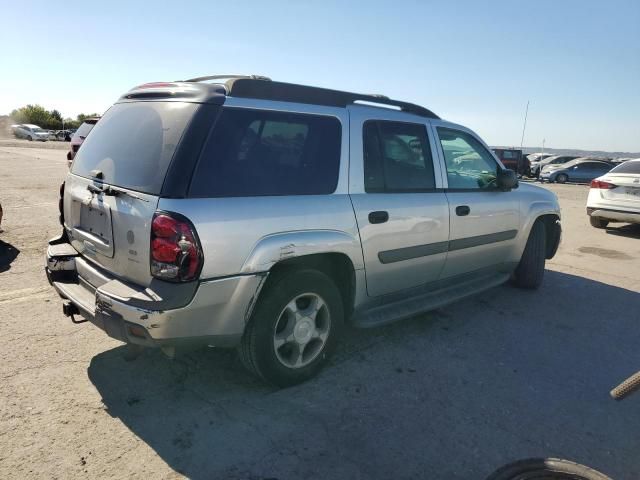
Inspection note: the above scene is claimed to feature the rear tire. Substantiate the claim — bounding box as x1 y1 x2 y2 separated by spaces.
556 173 568 183
239 268 344 387
590 216 609 229
486 458 612 480
511 220 546 289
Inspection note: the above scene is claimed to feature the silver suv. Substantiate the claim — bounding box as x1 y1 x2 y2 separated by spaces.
46 75 561 386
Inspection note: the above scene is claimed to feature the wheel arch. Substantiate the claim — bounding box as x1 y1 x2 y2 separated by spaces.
519 200 561 260
240 230 364 318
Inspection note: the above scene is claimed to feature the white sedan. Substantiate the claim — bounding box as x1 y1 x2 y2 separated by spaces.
587 159 640 228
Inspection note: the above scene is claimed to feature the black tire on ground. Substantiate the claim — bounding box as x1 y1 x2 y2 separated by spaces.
511 220 546 289
485 458 612 480
239 268 344 387
27 136 33 141
590 216 609 229
556 173 568 183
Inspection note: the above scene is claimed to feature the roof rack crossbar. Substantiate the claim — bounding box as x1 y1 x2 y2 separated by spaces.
181 74 272 83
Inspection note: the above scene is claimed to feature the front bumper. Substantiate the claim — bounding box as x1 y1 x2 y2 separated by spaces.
45 237 266 349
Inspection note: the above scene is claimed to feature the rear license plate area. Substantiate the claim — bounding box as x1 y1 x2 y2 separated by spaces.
79 201 112 245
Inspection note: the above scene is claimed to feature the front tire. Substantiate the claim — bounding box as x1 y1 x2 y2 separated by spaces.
556 173 568 183
239 269 344 387
27 135 33 141
486 458 612 480
512 220 546 289
590 216 609 229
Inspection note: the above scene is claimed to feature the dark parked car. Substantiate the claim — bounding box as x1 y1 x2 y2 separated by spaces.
55 130 75 141
539 158 613 183
492 148 530 176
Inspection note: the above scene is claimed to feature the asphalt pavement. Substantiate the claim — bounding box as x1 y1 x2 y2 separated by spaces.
1 145 639 479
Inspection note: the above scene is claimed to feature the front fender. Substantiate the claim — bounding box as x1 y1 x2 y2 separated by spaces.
240 230 364 274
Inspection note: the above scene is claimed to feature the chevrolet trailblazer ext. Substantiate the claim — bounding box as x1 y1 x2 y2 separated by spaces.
46 75 561 386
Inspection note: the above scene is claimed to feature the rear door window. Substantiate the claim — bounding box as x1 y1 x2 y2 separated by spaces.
71 101 197 194
363 120 435 192
190 108 341 197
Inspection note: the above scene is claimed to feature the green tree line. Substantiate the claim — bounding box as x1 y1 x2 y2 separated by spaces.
10 105 100 130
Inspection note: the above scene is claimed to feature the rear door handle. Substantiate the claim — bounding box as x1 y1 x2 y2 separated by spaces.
368 211 389 224
456 205 470 216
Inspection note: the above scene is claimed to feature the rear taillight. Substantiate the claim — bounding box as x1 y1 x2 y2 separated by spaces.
150 212 203 282
590 179 616 189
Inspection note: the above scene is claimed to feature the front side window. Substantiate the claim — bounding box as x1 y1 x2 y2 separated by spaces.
190 108 341 197
437 127 499 190
363 120 435 192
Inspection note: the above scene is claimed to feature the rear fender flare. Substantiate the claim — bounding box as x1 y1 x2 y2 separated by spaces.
240 230 364 274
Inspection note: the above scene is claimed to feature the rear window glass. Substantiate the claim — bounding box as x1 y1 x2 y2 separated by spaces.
189 108 341 197
611 161 640 174
75 121 95 138
71 102 197 194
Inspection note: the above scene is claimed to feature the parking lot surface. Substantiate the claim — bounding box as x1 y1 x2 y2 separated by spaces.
1 146 639 479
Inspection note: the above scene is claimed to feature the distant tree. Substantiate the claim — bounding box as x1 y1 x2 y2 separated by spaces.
9 105 100 130
49 109 63 129
64 118 80 129
10 105 52 128
76 113 100 124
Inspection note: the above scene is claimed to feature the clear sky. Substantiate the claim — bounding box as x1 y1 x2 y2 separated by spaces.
1 0 638 151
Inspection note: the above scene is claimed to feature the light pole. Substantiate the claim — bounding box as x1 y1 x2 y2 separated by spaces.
520 100 529 150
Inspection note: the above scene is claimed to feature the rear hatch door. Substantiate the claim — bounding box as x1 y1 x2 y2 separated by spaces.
64 100 199 287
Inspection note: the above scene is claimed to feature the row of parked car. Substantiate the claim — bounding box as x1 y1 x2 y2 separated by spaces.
492 148 639 185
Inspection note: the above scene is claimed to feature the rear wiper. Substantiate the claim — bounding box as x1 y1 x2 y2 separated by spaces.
87 184 149 202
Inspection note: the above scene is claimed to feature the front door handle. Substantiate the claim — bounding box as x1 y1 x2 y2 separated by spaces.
456 205 470 216
368 211 389 224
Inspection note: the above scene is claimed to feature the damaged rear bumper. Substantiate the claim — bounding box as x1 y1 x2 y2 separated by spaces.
45 235 266 350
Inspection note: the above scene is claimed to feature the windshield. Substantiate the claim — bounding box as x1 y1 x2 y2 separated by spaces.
71 101 197 194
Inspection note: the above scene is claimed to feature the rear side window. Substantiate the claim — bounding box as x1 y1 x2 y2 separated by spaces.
611 161 640 174
363 120 435 192
190 108 341 197
71 102 197 194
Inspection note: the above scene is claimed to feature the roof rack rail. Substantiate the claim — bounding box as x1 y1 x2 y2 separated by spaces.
181 74 272 83
225 79 440 119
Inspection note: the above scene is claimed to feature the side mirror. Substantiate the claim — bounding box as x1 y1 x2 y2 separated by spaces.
497 169 518 191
